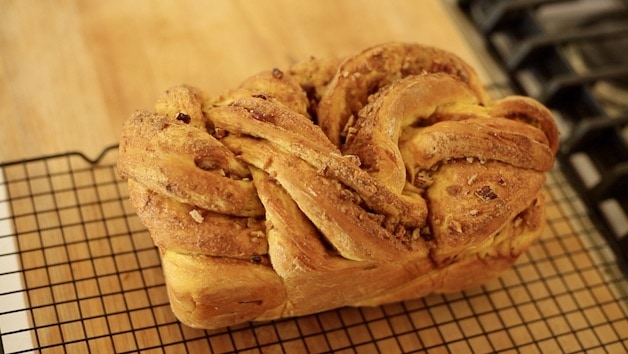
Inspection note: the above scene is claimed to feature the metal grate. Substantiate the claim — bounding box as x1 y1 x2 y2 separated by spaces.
1 141 627 353
457 0 628 265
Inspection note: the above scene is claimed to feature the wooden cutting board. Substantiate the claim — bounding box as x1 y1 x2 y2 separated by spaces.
0 0 485 163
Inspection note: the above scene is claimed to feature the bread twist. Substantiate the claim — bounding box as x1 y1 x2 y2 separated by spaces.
118 42 559 329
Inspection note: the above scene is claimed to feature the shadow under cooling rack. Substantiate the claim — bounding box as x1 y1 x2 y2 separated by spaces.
0 145 627 353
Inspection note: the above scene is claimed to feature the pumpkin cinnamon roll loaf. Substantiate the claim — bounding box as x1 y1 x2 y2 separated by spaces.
117 42 559 329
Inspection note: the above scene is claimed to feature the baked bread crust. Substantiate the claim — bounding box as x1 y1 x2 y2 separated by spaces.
117 42 559 329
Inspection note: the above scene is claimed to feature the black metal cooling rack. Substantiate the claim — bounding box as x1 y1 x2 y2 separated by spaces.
0 143 627 353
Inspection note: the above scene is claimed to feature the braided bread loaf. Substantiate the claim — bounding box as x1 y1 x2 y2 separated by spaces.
117 42 559 329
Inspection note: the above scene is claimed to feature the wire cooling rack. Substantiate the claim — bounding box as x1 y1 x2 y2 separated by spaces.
0 141 627 353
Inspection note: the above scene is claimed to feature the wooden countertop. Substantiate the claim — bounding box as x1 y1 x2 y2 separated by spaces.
0 0 484 163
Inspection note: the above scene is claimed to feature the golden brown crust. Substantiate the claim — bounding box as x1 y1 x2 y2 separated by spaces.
161 249 286 329
128 179 268 259
117 42 559 329
286 55 341 104
317 42 490 146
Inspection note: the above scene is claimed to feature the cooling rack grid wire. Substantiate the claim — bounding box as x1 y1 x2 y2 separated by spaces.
0 142 626 353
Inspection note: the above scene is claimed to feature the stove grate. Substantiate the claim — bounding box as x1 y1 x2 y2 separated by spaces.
458 0 628 267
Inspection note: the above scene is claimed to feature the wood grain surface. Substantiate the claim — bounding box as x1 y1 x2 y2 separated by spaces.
0 0 484 162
